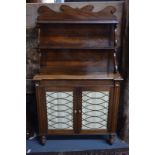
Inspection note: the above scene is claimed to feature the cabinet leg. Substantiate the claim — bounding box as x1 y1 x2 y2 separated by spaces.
40 136 46 145
107 134 116 145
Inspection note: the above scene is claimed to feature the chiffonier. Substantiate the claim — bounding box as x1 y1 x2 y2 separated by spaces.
33 4 123 145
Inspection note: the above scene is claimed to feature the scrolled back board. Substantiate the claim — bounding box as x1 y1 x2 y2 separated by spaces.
37 4 117 21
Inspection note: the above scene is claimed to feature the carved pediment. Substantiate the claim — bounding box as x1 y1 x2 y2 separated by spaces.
37 5 117 21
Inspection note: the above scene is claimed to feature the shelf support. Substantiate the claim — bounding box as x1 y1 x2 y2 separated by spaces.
113 50 118 73
113 24 119 73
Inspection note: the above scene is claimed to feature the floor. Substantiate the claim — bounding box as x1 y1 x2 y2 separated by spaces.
26 135 128 154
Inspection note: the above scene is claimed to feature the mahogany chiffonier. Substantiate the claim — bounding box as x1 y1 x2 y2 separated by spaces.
33 5 123 145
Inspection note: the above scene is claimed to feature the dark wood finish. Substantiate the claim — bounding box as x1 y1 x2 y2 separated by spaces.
107 133 116 145
40 135 46 145
38 24 115 49
35 83 47 137
37 5 117 22
34 73 122 80
39 50 115 75
75 87 81 134
33 4 123 145
34 79 122 143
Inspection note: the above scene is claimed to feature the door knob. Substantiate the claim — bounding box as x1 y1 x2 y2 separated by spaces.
79 110 81 113
74 110 77 114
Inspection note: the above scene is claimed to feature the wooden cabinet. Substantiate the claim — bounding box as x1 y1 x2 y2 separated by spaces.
33 5 123 145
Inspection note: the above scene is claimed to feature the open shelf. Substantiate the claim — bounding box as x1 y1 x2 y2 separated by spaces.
36 5 120 78
38 46 115 50
37 20 118 24
39 50 115 75
39 24 115 49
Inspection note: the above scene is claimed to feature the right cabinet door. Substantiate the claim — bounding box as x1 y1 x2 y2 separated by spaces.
79 87 114 134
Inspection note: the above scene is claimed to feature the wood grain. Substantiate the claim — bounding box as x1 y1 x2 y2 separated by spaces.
33 4 123 145
37 5 117 21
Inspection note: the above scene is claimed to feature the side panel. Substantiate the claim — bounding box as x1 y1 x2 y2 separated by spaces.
35 83 47 136
110 81 121 132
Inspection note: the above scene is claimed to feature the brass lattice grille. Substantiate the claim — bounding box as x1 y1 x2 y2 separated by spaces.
82 91 109 130
46 92 73 130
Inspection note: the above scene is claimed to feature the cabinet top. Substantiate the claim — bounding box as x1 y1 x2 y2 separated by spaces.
37 5 118 24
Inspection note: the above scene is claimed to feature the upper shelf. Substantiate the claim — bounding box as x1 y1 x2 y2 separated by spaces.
38 23 115 49
37 5 118 24
37 20 118 24
38 35 115 49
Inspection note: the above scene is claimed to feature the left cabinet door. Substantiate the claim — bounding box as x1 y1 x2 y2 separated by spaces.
36 85 77 135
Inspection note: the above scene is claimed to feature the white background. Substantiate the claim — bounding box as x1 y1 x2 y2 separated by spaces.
0 0 155 154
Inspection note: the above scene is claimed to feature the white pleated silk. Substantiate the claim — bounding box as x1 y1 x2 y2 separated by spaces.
82 91 109 130
46 91 109 130
46 92 73 130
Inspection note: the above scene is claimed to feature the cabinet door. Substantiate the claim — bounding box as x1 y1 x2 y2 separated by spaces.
79 87 113 134
44 87 77 134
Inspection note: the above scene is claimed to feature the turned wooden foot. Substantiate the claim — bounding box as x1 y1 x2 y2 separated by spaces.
40 136 46 145
107 134 116 145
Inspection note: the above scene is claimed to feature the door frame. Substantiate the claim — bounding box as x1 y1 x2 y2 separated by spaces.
77 86 114 134
37 85 78 135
